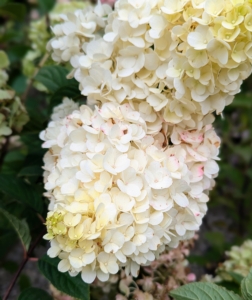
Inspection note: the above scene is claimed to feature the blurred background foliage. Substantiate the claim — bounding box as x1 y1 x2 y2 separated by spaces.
189 85 252 273
0 1 86 298
0 0 252 299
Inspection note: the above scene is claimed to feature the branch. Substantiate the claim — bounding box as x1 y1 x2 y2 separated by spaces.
37 213 46 224
3 229 46 300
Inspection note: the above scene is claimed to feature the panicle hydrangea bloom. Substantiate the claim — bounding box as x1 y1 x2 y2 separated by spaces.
0 51 28 146
221 239 252 278
41 99 220 283
203 239 252 283
48 0 252 127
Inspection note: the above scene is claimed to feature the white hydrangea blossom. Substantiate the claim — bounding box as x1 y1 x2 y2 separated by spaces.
41 99 220 283
48 0 252 126
43 0 252 286
47 3 112 63
51 97 79 121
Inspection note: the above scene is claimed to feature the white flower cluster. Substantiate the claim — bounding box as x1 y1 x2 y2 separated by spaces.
47 3 112 63
43 0 252 285
41 98 220 283
48 0 252 126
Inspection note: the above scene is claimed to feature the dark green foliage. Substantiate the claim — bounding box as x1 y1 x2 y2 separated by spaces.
170 282 242 300
0 208 31 251
0 3 26 21
241 269 252 300
170 268 252 300
35 65 82 113
38 256 90 300
0 175 43 213
37 0 56 14
35 66 71 94
216 281 241 296
7 45 30 64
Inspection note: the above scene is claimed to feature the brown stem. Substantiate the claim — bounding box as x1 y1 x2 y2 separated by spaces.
37 213 46 224
3 229 46 300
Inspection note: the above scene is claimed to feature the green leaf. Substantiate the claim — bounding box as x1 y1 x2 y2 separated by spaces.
0 149 26 175
24 97 48 129
49 80 80 113
35 66 71 93
216 281 241 295
38 255 90 300
35 65 81 114
7 45 30 64
170 282 242 300
20 133 45 156
11 74 27 95
0 230 17 260
0 3 26 21
18 153 44 179
241 268 252 300
18 165 43 177
226 272 244 285
0 50 9 68
0 174 43 213
0 208 31 251
18 287 53 300
37 0 56 14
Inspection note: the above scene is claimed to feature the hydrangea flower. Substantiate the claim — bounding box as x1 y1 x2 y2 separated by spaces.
0 51 29 146
41 99 220 283
212 240 252 281
47 0 252 127
42 0 252 286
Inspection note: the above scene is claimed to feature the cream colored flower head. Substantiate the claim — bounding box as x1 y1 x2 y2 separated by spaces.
41 99 220 283
47 0 252 127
